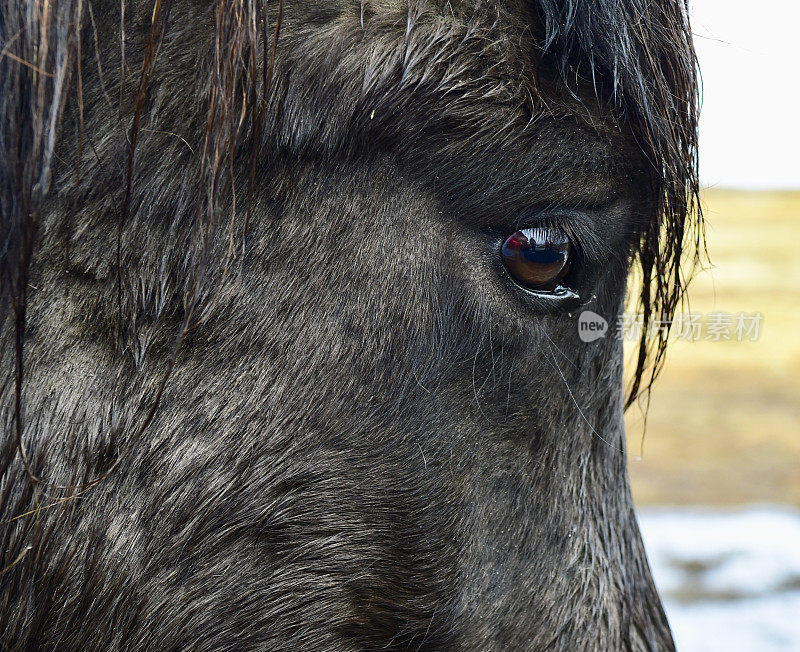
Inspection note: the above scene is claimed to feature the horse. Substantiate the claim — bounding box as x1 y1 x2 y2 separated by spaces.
0 0 700 648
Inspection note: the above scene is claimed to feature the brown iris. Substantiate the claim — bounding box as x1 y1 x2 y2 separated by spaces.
501 227 573 291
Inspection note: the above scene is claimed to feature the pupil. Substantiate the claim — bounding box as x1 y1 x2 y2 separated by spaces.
501 227 572 291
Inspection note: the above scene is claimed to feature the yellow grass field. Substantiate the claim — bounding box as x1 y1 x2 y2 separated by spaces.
625 189 800 506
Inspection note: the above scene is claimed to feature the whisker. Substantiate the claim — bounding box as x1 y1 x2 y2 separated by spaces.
544 341 621 452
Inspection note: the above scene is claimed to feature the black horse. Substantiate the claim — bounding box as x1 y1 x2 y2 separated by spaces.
0 0 700 648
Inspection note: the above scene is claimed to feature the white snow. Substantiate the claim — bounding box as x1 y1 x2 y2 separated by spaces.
638 505 800 651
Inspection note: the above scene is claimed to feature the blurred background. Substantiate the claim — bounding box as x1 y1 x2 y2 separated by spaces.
625 1 800 649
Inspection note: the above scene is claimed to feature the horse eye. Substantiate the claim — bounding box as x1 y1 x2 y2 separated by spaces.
501 227 573 292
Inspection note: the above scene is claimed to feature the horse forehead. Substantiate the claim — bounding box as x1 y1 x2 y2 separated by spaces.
279 3 645 204
282 1 635 153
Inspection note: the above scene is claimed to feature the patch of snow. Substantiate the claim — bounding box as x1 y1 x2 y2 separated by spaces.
638 505 800 651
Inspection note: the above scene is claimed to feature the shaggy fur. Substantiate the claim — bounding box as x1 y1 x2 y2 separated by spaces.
0 0 700 649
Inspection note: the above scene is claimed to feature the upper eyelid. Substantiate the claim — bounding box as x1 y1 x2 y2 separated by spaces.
510 201 616 229
508 208 588 238
509 207 619 264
